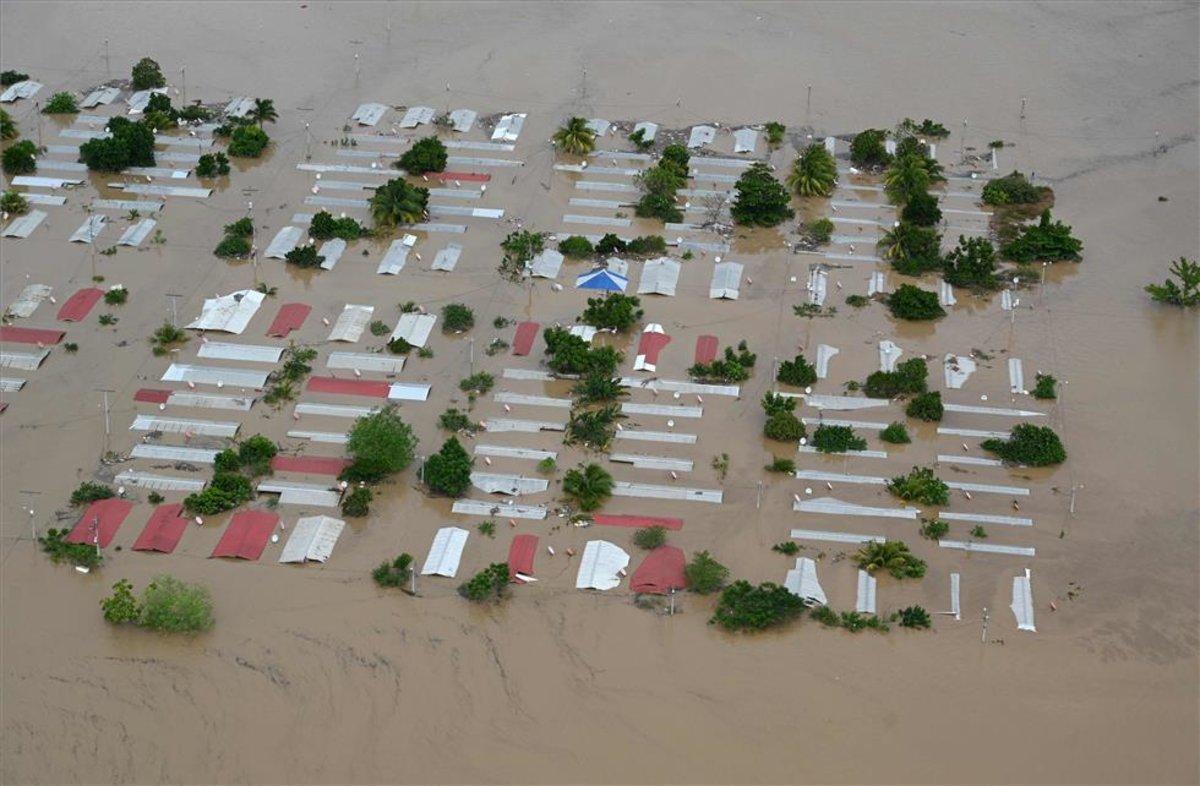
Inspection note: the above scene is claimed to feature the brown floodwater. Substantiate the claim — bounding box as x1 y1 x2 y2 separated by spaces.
1 2 1197 784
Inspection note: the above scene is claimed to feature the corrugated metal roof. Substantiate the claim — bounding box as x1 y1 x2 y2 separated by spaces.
612 482 722 504
286 430 349 444
569 197 625 209
943 403 1043 417
36 158 88 173
265 226 304 259
1011 570 1036 631
636 257 680 296
430 243 463 271
1 210 48 239
117 218 157 247
0 80 43 102
428 187 481 200
113 470 207 491
940 511 1034 528
117 183 211 198
130 414 240 437
613 429 697 445
126 165 190 180
443 108 475 132
801 393 889 411
585 118 610 136
280 515 346 562
166 391 256 410
399 106 436 128
0 377 26 392
377 240 410 274
196 341 283 363
502 368 554 381
328 304 375 342
184 290 264 336
815 344 839 379
939 540 1036 557
856 570 878 613
471 472 549 496
421 526 470 576
59 128 109 140
129 444 220 463
575 540 629 591
278 488 341 507
313 179 373 192
797 445 889 459
490 112 526 142
936 426 1010 439
153 135 212 150
494 392 572 409
687 125 716 148
293 402 378 419
124 88 165 113
161 363 269 388
390 313 436 347
944 353 976 389
732 128 758 153
93 199 164 212
298 162 388 175
6 284 52 317
444 140 514 152
257 479 335 494
575 180 638 193
790 528 886 545
632 121 658 142
451 499 546 519
411 222 467 233
351 102 389 126
528 249 563 279
427 204 504 219
327 351 405 374
784 557 827 605
14 193 66 206
592 150 653 162
318 238 347 270
68 214 108 243
223 96 255 118
446 155 522 168
483 418 565 433
792 497 917 520
936 454 1005 467
618 377 739 397
808 268 828 306
609 453 693 472
306 195 369 209
473 444 556 461
800 415 888 431
388 382 431 401
81 86 121 108
620 402 702 419
0 349 50 370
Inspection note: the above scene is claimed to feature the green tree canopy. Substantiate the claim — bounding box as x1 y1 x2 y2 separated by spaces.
371 177 429 228
398 136 448 175
343 406 418 482
423 437 472 497
731 162 794 227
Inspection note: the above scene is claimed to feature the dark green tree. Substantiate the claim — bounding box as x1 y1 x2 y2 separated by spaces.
423 437 473 497
731 162 794 227
398 136 448 174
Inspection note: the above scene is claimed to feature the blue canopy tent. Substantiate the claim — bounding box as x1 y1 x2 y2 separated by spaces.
575 267 629 292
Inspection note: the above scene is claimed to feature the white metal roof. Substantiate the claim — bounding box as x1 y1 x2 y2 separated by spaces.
0 349 50 370
264 226 304 259
801 416 889 431
802 393 889 411
784 557 827 605
398 106 436 128
117 218 157 247
186 290 265 334
949 573 962 620
13 193 66 206
482 418 565 433
293 402 378 419
319 238 347 270
118 183 211 198
943 403 1043 418
431 243 463 271
792 497 917 519
448 108 477 132
197 341 283 363
856 569 878 613
113 470 207 491
944 353 977 389
502 368 554 381
451 499 546 519
68 214 108 244
494 392 571 409
609 453 693 472
36 158 88 173
709 261 743 299
125 88 166 113
868 271 887 296
528 249 563 279
797 445 889 459
166 392 255 411
129 444 220 463
224 96 255 118
1011 570 1036 631
940 511 1034 527
936 426 1010 439
620 402 702 419
816 344 839 378
351 102 389 126
81 86 121 108
939 280 957 307
940 540 1036 557
470 472 549 496
732 128 758 153
377 240 410 275
473 444 556 462
280 515 346 563
636 257 680 296
130 414 240 437
808 268 827 306
161 363 269 388
327 351 404 374
421 527 469 577
491 113 527 142
93 199 164 212
1008 357 1025 394
612 429 697 445
612 481 722 504
59 128 108 140
618 377 740 397
387 383 430 401
585 118 610 136
789 528 886 545
1 210 48 239
328 304 374 342
279 487 341 507
0 80 43 102
687 125 716 148
632 121 658 142
6 284 52 318
286 430 349 444
824 136 837 155
390 313 436 347
0 377 26 391
258 479 336 494
575 540 629 591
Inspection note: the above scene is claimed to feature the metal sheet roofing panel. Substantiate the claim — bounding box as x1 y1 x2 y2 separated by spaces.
620 402 702 418
528 249 563 279
287 430 349 444
612 482 722 504
129 444 220 463
939 540 1036 557
390 313 436 347
0 377 27 391
14 192 66 206
280 515 346 562
118 183 211 198
388 383 430 401
0 348 50 370
266 303 310 337
473 444 556 461
224 96 255 118
328 304 374 342
166 392 256 411
490 112 526 142
686 125 716 148
114 470 207 491
161 363 269 388
7 284 52 317
790 528 886 545
351 102 389 126
609 453 693 472
186 289 265 334
494 392 571 409
130 414 240 438
451 499 546 519
197 342 283 363
1 210 48 239
632 121 658 142
271 456 351 475
448 108 476 132
733 128 758 153
93 199 164 212
377 240 410 274
293 402 378 419
36 158 88 173
0 80 42 102
399 106 436 128
636 257 680 296
66 499 132 548
126 88 166 113
792 496 917 519
612 429 696 445
430 243 463 271
318 238 347 270
483 418 565 433
307 376 390 398
575 540 629 591
0 325 62 345
421 527 469 577
131 504 189 553
470 472 549 496
327 351 405 374
81 86 121 108
264 226 304 259
68 214 108 243
117 218 157 247
211 510 278 560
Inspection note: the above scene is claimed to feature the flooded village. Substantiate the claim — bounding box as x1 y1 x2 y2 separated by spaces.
1 2 1197 784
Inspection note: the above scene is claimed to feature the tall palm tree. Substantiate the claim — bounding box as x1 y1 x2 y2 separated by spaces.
883 154 931 204
562 462 614 511
786 143 838 197
250 98 278 128
370 178 428 228
553 117 596 156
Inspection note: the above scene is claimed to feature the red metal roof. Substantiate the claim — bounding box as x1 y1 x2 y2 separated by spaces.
0 325 65 345
65 498 134 548
133 388 171 404
131 503 189 553
306 376 390 398
694 335 719 364
591 513 683 531
210 510 278 560
266 303 311 337
630 545 688 594
512 321 539 356
270 455 350 476
57 288 105 322
507 534 538 583
433 171 491 183
636 330 671 367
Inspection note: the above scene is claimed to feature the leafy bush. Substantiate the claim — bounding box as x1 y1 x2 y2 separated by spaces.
149 321 188 355
131 57 166 89
78 117 156 171
689 344 756 383
776 354 817 387
765 456 796 473
438 408 478 433
195 152 230 177
1032 373 1057 400
685 551 729 594
633 525 667 550
71 481 114 506
224 217 254 237
309 210 364 240
178 104 212 122
0 107 15 140
458 563 510 602
98 314 118 326
341 486 373 517
458 372 494 395
227 124 270 157
888 466 949 505
342 406 418 482
136 575 214 633
1001 209 1082 262
801 217 834 245
372 553 413 587
562 463 614 511
595 233 627 255
863 358 928 398
1145 257 1200 307
213 449 240 473
731 162 795 227
635 191 683 223
580 293 643 332
0 189 28 214
571 369 626 404
982 171 1041 206
887 284 945 320
543 326 623 376
423 437 473 497
786 143 838 197
981 424 1067 466
897 605 932 629
387 337 413 355
900 190 942 226
103 287 128 306
626 235 667 256
883 153 932 204
372 177 429 228
855 540 926 579
943 235 999 289
558 235 594 258
238 435 277 474
850 129 890 168
764 121 786 146
764 412 806 442
499 230 545 280
811 605 840 627
39 528 102 568
101 579 140 623
879 222 942 275
441 303 475 332
565 405 624 450
772 541 800 555
2 139 37 175
811 424 867 453
970 525 988 539
0 70 29 86
845 294 869 308
537 457 557 474
398 136 447 174
284 244 324 268
905 391 944 422
43 91 78 114
478 520 496 538
628 127 652 150
711 581 807 631
838 611 889 633
919 518 949 539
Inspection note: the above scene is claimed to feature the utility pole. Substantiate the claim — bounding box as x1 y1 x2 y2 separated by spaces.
1020 96 1027 120
104 39 110 75
35 103 42 147
304 122 312 160
165 293 181 327
959 119 967 160
981 606 990 643
97 388 114 454
354 53 361 83
468 337 475 374
180 65 186 104
805 84 812 119
19 490 40 541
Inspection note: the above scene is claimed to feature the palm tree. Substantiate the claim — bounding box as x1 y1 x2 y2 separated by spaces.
883 154 931 204
249 98 278 128
854 540 925 579
786 143 838 197
370 178 429 228
553 117 596 156
562 462 614 512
